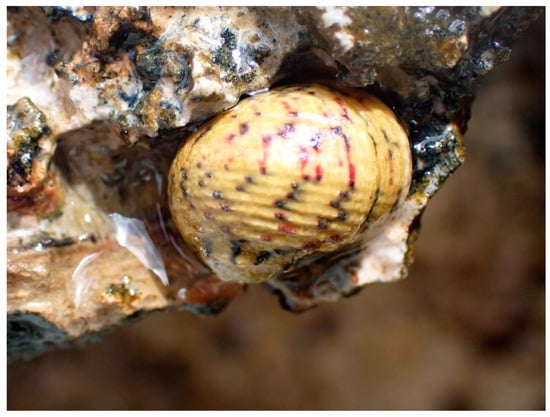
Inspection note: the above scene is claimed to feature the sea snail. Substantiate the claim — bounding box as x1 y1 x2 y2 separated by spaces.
168 84 412 284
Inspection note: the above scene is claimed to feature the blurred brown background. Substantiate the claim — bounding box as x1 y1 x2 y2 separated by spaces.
7 15 545 410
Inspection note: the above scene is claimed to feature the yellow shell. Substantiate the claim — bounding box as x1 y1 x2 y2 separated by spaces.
168 84 412 283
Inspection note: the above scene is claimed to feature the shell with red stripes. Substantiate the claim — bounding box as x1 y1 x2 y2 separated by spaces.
168 84 412 283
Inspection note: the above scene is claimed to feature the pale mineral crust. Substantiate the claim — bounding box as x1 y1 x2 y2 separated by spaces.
7 6 542 360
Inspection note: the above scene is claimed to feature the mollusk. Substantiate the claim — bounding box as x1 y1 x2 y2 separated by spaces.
168 84 412 284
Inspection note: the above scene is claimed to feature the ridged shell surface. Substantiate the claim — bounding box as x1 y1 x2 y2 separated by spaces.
168 84 412 283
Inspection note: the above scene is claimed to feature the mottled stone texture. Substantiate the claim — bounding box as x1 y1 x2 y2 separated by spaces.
7 6 542 360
